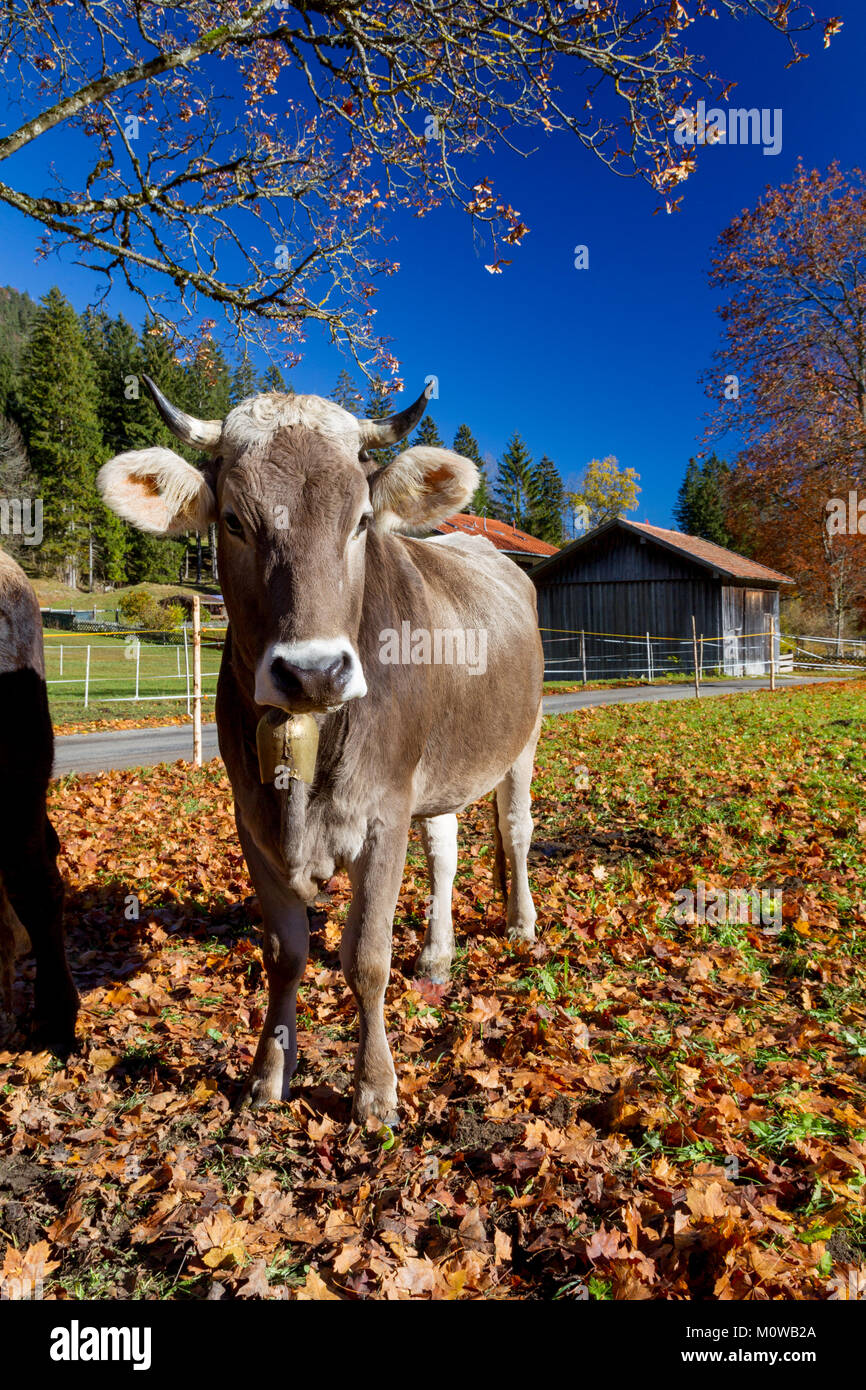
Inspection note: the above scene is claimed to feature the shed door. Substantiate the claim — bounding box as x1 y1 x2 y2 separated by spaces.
743 590 769 675
722 588 744 676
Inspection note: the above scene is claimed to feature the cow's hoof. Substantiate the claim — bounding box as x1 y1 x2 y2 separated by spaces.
507 926 536 945
37 1029 78 1062
236 1036 294 1110
352 1082 399 1128
413 949 452 985
33 979 79 1044
355 1109 401 1132
236 1075 283 1111
31 1007 79 1059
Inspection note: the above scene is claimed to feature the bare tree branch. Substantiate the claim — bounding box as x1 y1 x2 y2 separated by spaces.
0 0 841 369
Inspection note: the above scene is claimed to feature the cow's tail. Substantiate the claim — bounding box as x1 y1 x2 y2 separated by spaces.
491 792 508 908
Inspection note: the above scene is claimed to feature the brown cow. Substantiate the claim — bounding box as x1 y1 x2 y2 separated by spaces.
99 383 543 1123
0 549 77 1046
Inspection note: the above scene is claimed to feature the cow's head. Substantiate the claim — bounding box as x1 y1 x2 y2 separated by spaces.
98 380 477 713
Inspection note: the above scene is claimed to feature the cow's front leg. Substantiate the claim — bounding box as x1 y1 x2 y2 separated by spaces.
238 829 309 1108
415 812 458 983
1 818 77 1050
342 819 409 1126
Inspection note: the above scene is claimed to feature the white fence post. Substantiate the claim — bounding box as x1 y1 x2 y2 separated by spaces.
84 645 91 709
135 637 141 701
646 631 652 682
192 596 202 767
183 624 191 715
59 644 63 677
580 629 587 686
692 617 700 698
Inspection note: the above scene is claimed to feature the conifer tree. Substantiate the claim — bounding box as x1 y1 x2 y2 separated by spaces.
0 287 39 421
87 314 186 584
331 368 363 415
412 415 444 449
453 423 491 515
528 454 565 544
674 460 700 534
185 337 232 421
0 415 39 570
230 351 257 406
673 454 731 545
363 375 398 469
495 432 534 530
21 288 116 586
84 313 139 454
260 364 291 394
181 336 231 584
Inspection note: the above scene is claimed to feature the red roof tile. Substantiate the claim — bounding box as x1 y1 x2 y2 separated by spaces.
436 513 559 557
627 522 794 584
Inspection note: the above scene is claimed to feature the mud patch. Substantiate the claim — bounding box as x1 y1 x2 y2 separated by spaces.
0 1155 72 1255
0 1154 43 1196
543 1093 574 1129
450 1109 524 1151
828 1226 863 1265
530 825 673 866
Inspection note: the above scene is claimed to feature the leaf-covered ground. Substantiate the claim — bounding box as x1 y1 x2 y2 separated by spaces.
2 681 865 1301
53 712 197 737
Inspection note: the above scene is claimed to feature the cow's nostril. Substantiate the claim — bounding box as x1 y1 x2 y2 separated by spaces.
270 657 306 699
324 654 351 687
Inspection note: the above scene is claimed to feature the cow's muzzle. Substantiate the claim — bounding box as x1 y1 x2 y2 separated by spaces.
255 639 367 712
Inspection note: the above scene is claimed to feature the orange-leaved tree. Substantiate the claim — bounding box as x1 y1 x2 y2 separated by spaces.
704 163 866 642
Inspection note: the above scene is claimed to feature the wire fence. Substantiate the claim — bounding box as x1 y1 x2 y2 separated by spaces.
43 625 227 710
781 635 866 671
539 625 863 685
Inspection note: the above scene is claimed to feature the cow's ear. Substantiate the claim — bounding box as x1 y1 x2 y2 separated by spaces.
98 448 217 535
368 447 478 534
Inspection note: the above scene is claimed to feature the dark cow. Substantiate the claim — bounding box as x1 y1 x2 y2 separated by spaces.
0 549 77 1046
99 382 543 1122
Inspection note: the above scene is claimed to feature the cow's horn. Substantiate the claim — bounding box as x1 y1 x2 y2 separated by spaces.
359 381 433 447
142 375 222 452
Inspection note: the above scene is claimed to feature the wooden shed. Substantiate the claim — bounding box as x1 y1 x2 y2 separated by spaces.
529 519 793 680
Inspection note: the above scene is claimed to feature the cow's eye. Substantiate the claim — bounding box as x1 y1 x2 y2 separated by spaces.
359 449 372 464
223 510 244 538
353 513 372 540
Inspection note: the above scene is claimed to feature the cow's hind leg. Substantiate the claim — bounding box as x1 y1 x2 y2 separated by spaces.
494 715 541 943
342 819 409 1126
414 812 458 984
238 826 309 1108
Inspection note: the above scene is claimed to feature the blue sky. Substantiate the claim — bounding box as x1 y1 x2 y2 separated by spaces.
1 5 863 525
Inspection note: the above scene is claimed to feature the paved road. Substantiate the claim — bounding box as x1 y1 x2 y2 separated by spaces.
55 722 222 775
52 675 844 776
541 674 839 715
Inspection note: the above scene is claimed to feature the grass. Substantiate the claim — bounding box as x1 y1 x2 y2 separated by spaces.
44 631 222 725
34 578 224 725
32 577 220 613
542 670 855 693
533 679 866 869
